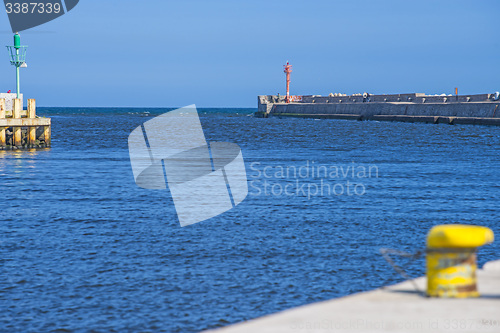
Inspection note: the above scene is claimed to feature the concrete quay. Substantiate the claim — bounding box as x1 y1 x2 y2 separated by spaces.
256 93 500 126
204 260 500 333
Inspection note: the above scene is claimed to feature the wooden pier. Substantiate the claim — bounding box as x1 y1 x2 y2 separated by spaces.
0 98 51 150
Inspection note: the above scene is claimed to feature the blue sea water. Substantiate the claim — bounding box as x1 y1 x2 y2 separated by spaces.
1 107 499 332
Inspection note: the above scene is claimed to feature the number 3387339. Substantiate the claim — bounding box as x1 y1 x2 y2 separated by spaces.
5 2 61 14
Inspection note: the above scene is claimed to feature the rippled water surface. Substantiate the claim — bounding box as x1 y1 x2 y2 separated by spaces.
1 108 499 332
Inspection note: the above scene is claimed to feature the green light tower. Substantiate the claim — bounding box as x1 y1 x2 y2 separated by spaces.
6 33 28 99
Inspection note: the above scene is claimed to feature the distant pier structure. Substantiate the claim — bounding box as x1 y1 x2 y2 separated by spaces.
2 33 51 150
257 63 500 126
257 92 500 126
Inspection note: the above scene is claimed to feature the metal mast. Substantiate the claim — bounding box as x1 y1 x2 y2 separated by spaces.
7 33 28 99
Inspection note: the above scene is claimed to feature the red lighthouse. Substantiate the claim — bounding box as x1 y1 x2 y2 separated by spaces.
283 61 292 103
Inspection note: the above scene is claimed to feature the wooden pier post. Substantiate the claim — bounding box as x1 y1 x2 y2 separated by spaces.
0 99 5 147
27 99 36 145
13 99 22 147
44 125 51 146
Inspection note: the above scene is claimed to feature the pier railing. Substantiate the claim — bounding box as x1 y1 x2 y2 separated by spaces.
0 98 51 150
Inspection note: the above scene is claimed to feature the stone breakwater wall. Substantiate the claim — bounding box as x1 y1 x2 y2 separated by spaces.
256 93 500 125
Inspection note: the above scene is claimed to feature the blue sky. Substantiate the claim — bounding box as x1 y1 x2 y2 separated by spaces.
1 0 499 107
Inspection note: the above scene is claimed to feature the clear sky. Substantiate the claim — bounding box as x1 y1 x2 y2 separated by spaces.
1 0 499 107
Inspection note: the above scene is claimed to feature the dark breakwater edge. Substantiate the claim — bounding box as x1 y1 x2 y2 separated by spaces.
1 107 499 332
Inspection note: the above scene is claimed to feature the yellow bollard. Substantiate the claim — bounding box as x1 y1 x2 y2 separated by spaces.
426 225 494 298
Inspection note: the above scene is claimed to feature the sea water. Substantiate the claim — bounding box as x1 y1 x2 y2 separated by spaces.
1 108 499 332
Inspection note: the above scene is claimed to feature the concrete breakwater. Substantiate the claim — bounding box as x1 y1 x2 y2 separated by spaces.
205 260 500 333
256 93 500 126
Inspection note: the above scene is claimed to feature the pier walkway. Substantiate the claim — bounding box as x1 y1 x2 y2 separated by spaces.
205 260 500 333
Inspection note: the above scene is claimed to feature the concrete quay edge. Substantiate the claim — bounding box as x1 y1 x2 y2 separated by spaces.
203 260 500 333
